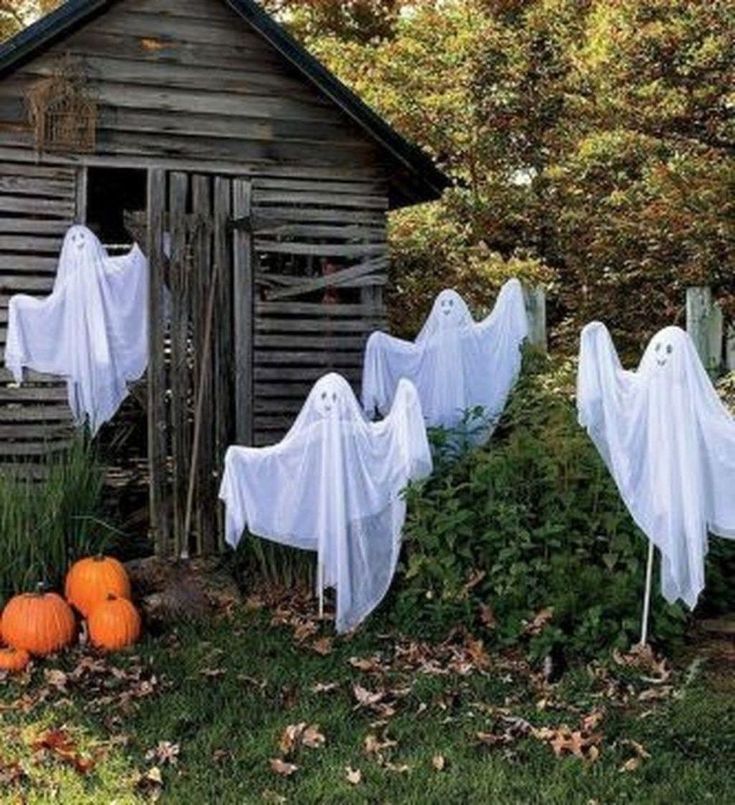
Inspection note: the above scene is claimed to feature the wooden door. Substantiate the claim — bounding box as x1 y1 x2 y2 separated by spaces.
146 169 248 558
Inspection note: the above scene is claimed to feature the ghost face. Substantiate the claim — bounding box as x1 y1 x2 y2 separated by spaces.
434 291 467 329
67 226 91 253
641 327 690 383
313 375 347 419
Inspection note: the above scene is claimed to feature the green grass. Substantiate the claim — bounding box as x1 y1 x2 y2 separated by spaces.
1 605 733 804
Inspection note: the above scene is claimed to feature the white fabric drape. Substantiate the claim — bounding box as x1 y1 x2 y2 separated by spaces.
362 278 529 442
577 322 735 608
219 373 432 632
5 225 149 435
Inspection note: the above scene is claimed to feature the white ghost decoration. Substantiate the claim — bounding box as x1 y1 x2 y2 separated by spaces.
577 322 735 608
362 279 529 442
219 373 432 633
5 225 149 434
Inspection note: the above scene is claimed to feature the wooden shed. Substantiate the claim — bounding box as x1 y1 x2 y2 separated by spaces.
0 0 448 556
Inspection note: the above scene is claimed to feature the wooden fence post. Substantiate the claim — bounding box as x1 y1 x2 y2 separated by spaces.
524 285 547 352
686 287 723 374
726 325 735 373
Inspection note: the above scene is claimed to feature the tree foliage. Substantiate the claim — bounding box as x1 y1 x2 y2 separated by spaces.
275 0 734 348
0 1 60 43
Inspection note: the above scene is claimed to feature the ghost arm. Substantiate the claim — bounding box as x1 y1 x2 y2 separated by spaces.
698 385 735 540
5 292 69 381
373 379 433 482
362 331 423 416
218 430 322 551
475 278 529 341
98 244 150 382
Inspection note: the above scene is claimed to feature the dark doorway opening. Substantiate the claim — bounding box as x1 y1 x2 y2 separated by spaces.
86 166 147 248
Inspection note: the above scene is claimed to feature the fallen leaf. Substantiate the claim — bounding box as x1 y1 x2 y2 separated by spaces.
620 756 641 772
353 684 385 708
524 608 554 636
302 725 326 750
432 754 446 771
479 604 497 629
363 733 397 756
345 765 362 785
145 741 180 766
270 758 298 777
311 682 339 694
311 637 333 656
384 761 411 773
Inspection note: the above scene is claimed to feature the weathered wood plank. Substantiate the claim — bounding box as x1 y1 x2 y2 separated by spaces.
0 386 68 401
0 146 385 183
191 173 215 554
0 176 76 198
266 256 388 301
0 423 73 439
256 351 366 367
255 334 367 350
213 175 233 550
169 170 190 557
255 317 383 334
0 162 75 180
0 195 75 216
0 276 54 292
233 179 254 446
0 236 63 254
147 168 170 557
0 406 70 423
255 241 386 258
253 190 388 210
0 439 75 457
256 301 383 317
0 255 59 272
0 218 70 236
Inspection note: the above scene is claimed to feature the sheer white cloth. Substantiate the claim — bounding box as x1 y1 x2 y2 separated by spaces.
219 373 433 632
5 226 149 435
362 278 529 441
577 322 735 608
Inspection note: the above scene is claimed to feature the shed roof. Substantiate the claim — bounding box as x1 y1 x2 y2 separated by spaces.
0 0 450 207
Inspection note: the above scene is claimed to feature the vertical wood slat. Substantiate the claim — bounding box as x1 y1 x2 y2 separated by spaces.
233 178 254 445
75 166 88 223
214 176 233 552
169 171 190 558
191 174 216 554
146 168 170 555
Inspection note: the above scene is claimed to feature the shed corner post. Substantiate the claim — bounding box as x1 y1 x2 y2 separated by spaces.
146 168 170 557
686 286 723 374
233 178 254 446
524 284 547 353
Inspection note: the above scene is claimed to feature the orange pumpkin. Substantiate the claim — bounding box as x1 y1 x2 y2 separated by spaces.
0 646 31 673
88 594 141 651
65 555 132 617
1 588 76 656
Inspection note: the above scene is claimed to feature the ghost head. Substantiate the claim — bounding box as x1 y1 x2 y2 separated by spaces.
55 226 107 291
640 327 694 384
311 374 355 420
434 290 469 328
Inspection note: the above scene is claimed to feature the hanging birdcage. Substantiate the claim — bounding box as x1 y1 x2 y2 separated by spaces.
26 54 97 155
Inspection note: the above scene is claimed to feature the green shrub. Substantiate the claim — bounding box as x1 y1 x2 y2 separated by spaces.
0 438 108 606
392 350 709 660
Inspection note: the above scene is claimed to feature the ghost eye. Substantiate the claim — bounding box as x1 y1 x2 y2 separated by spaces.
666 344 673 355
449 300 454 307
655 343 661 352
332 393 337 402
321 392 327 400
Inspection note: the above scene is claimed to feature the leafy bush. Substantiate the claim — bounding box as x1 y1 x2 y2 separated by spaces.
0 438 108 606
392 350 711 660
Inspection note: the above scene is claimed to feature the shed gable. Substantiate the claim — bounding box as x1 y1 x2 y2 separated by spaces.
0 0 386 179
